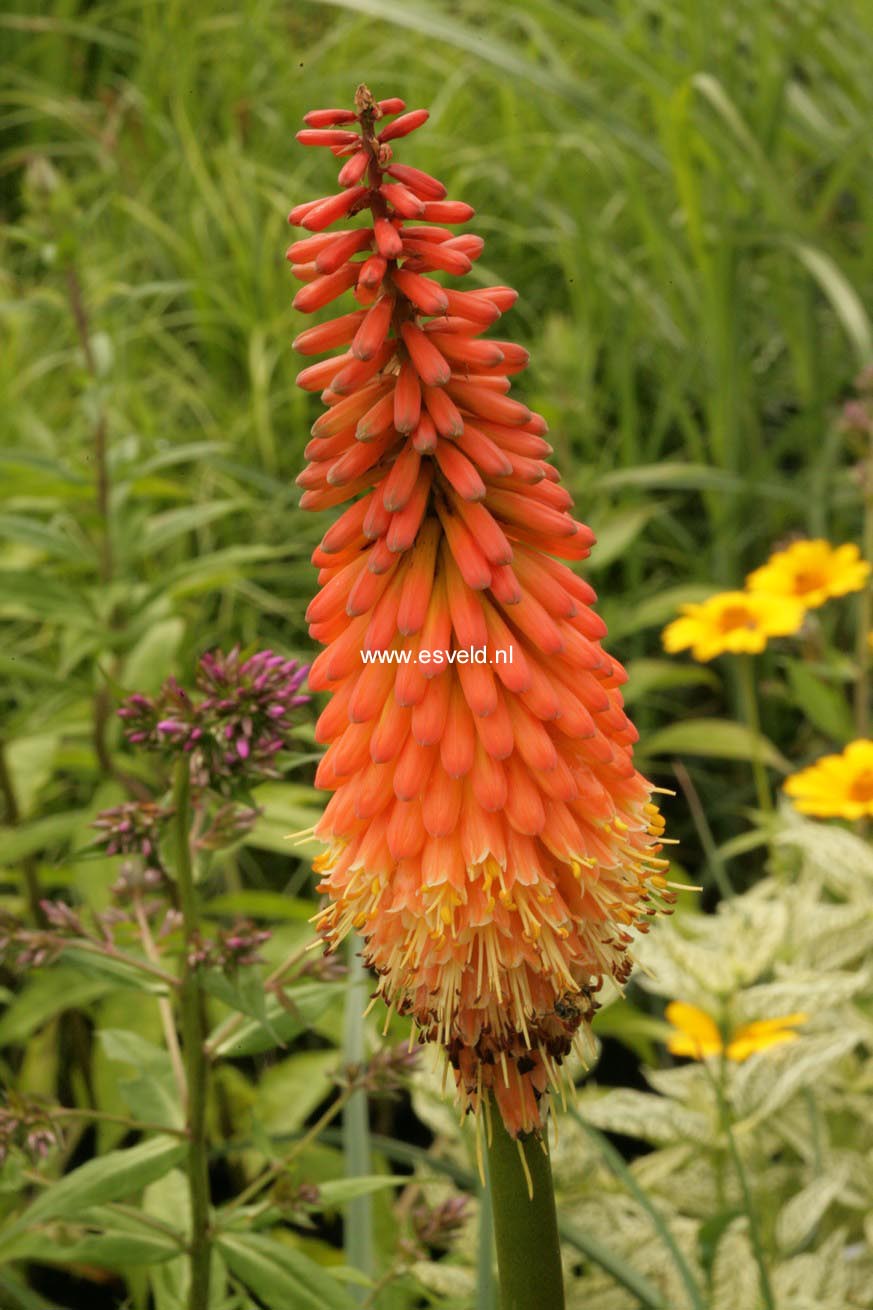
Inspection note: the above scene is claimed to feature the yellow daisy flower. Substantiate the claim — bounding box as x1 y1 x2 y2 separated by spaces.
665 1001 806 1063
784 739 873 819
747 539 870 609
661 590 806 662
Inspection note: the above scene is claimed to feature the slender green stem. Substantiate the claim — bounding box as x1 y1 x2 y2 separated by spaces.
223 1086 353 1217
855 444 873 737
485 1107 565 1310
53 1107 187 1138
571 1111 706 1310
63 938 180 987
343 940 374 1299
173 759 211 1310
703 1057 775 1310
133 892 187 1100
672 760 733 900
737 654 771 814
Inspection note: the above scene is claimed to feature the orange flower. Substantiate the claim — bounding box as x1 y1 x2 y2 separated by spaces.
292 87 669 1136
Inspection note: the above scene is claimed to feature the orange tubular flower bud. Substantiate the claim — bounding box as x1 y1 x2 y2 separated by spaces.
291 85 669 1139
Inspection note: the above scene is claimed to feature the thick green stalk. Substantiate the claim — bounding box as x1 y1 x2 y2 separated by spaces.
343 940 373 1299
485 1107 565 1310
173 758 211 1310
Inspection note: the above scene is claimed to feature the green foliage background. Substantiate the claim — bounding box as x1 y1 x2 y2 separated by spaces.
3 2 873 1308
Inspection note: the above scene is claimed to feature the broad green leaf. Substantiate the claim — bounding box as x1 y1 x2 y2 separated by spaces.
218 1231 357 1310
603 585 715 639
145 1170 189 1310
3 734 58 817
639 718 790 771
0 968 111 1045
61 947 170 994
98 1029 183 1129
1 1228 179 1267
0 513 92 562
621 658 720 705
776 1170 848 1253
0 1138 185 1250
133 501 245 557
211 982 340 1058
122 617 185 692
586 506 661 570
207 891 316 922
254 1049 340 1137
782 658 855 744
0 810 81 862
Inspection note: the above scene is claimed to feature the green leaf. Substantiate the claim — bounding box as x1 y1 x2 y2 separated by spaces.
60 947 170 994
254 1050 340 1137
0 968 111 1046
639 718 790 771
133 501 245 557
586 506 661 570
207 891 316 922
789 240 873 366
591 999 673 1063
594 462 798 501
314 1176 414 1206
211 982 340 1058
0 1138 186 1251
621 658 720 706
783 658 855 744
200 968 279 1042
218 1231 357 1310
0 513 92 562
2 1228 179 1267
98 1029 184 1129
603 585 715 639
122 617 185 693
0 810 81 863
3 734 58 817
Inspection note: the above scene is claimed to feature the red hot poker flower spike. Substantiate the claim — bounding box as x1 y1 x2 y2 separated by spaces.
290 84 670 1138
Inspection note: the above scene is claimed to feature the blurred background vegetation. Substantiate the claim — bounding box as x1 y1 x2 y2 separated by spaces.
3 2 873 1307
5 0 873 873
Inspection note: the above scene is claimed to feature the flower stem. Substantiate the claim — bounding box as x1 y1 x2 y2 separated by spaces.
737 654 771 814
855 442 873 737
485 1108 565 1310
711 1058 775 1310
172 758 211 1310
133 892 187 1101
343 940 374 1300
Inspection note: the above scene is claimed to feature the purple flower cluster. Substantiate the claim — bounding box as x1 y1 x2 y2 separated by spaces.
92 800 170 861
0 1094 61 1166
117 648 309 793
186 918 272 973
412 1194 470 1251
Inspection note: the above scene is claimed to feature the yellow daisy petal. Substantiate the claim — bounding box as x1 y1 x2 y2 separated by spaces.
785 740 873 819
665 1001 724 1059
726 1029 801 1062
747 539 870 609
661 590 806 662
